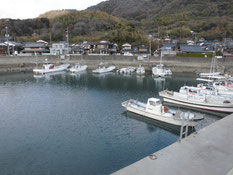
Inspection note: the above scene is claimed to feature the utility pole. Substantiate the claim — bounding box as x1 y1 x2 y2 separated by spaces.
66 27 70 54
66 27 69 44
5 26 10 56
149 38 152 56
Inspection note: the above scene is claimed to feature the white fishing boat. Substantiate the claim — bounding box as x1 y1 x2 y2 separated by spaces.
152 64 172 77
199 72 221 77
33 59 70 75
117 68 127 74
117 67 136 74
180 86 217 96
199 49 221 78
69 64 87 73
152 64 166 77
196 78 233 97
92 63 115 74
136 65 145 75
122 98 199 126
159 88 233 113
152 51 172 77
126 67 136 74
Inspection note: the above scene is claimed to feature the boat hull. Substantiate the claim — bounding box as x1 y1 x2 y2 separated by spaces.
122 104 196 127
92 66 116 74
160 93 233 113
33 64 70 75
70 65 87 73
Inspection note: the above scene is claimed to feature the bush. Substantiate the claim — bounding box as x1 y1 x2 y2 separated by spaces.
176 53 213 58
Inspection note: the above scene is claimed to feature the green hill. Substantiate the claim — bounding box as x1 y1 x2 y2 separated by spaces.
38 9 76 19
0 10 147 45
89 0 233 40
0 0 233 44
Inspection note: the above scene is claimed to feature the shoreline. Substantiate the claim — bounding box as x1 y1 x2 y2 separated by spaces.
0 55 232 74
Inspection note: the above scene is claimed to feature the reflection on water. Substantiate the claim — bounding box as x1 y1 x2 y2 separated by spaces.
0 71 221 175
33 71 67 80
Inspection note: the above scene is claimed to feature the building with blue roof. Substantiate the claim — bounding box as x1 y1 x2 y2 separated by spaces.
180 45 204 53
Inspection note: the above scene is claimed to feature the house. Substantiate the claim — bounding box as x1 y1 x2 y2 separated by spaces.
186 40 195 45
133 45 148 55
70 43 84 54
0 41 23 56
180 45 204 53
0 42 7 56
223 41 233 58
37 40 48 45
21 42 49 55
70 41 92 54
50 42 70 55
121 43 132 55
94 40 114 54
160 43 177 56
138 45 148 54
109 43 119 55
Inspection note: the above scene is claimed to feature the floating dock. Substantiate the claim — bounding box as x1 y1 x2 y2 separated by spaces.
113 114 233 175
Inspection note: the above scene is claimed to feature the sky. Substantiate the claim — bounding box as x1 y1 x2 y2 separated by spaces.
0 0 105 19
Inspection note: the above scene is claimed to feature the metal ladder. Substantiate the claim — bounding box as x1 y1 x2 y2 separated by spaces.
179 111 190 141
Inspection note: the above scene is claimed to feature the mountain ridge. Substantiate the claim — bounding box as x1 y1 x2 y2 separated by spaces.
0 0 232 44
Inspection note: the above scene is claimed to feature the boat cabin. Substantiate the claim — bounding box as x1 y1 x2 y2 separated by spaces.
43 63 54 70
146 98 163 114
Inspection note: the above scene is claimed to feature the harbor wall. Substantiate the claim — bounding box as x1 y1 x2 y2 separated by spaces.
0 55 232 73
112 113 233 175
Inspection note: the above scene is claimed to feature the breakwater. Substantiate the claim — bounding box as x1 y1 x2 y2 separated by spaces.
0 55 232 74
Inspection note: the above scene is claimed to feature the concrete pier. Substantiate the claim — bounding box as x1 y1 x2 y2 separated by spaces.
113 114 233 175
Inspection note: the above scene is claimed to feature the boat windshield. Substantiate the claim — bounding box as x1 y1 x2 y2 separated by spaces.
149 100 161 106
149 101 156 106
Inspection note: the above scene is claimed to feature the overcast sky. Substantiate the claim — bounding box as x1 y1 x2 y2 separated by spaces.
0 0 105 19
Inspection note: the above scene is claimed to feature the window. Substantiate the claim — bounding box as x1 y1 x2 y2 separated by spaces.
156 101 161 105
149 101 156 106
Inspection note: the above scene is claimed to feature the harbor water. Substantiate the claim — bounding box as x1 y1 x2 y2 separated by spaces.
0 72 222 175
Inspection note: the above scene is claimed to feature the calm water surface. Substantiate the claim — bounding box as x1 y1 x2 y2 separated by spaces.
0 72 221 175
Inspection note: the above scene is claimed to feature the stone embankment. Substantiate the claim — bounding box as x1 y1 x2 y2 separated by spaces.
0 55 232 74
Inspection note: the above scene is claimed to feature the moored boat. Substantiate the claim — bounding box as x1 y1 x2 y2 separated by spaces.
136 65 145 75
117 67 136 74
152 64 172 77
33 60 70 75
69 64 87 73
92 63 115 74
159 89 233 113
199 72 221 77
122 98 199 126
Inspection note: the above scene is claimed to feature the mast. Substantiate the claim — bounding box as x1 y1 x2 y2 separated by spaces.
208 44 217 81
160 50 163 65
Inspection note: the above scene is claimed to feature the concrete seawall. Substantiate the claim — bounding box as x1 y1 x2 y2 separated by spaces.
113 113 233 175
0 55 232 74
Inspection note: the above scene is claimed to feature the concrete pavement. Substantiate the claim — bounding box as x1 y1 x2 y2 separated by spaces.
113 114 233 175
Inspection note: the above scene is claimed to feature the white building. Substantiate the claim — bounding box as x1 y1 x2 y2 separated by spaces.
50 42 70 55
